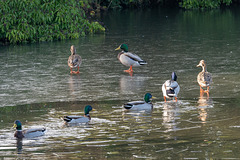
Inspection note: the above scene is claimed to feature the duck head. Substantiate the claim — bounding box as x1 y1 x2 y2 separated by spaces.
197 60 205 67
171 72 177 81
84 105 93 116
13 120 22 130
115 44 128 52
197 60 207 72
144 93 155 103
70 45 76 55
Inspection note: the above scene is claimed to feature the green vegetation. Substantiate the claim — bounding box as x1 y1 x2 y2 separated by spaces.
0 0 105 44
178 0 232 9
99 0 175 9
0 0 238 44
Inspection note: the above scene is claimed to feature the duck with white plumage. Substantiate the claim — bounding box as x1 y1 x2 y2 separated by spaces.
162 72 180 102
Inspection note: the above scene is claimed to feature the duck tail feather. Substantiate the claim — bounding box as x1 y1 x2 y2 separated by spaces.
62 116 72 122
139 61 147 65
124 103 133 109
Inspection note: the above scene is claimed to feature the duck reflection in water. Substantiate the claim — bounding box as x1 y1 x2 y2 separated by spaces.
122 107 153 123
119 75 147 95
162 102 180 133
16 139 23 154
68 74 82 99
197 92 213 123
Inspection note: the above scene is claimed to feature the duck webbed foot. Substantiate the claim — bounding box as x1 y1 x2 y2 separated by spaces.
70 67 80 74
124 66 133 73
70 71 80 74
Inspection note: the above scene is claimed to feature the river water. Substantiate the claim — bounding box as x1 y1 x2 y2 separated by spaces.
0 7 240 159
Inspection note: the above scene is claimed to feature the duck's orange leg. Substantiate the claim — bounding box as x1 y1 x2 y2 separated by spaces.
200 90 204 97
206 91 209 97
124 66 133 73
204 87 210 97
175 97 178 102
164 96 167 102
70 68 73 74
202 86 209 96
75 66 80 74
200 86 204 93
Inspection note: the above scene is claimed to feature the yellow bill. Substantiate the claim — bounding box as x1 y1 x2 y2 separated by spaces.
13 124 17 128
115 46 121 51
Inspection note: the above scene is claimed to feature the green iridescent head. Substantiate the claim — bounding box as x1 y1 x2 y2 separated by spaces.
144 93 153 103
84 105 93 115
13 120 22 130
115 44 128 52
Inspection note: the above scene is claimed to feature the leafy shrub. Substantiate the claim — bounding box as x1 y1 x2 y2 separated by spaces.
0 0 105 44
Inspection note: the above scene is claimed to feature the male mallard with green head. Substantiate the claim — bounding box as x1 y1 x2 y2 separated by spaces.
62 105 94 124
68 45 82 74
197 60 212 95
123 93 155 110
115 44 147 73
13 120 46 139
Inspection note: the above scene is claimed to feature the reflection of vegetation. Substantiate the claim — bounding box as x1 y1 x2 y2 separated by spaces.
0 103 48 129
100 0 169 9
93 0 236 9
177 9 237 40
0 0 105 44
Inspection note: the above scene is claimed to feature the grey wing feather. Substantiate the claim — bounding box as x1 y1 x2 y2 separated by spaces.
68 54 82 68
23 128 46 134
127 101 145 105
205 72 212 83
124 101 145 109
124 52 143 62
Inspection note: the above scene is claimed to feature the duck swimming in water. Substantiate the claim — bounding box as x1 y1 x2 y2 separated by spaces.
162 72 180 102
13 120 46 139
115 44 147 73
123 93 155 110
62 105 94 124
197 60 212 95
68 45 82 74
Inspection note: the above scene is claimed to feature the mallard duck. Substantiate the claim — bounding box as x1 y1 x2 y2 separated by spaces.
115 44 147 73
68 45 82 74
62 105 94 124
13 120 46 139
162 72 180 102
197 60 212 94
123 93 155 110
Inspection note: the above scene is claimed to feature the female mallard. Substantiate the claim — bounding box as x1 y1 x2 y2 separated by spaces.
115 44 147 73
13 120 46 139
68 45 82 74
162 72 180 102
124 93 155 110
62 105 94 124
197 60 212 94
